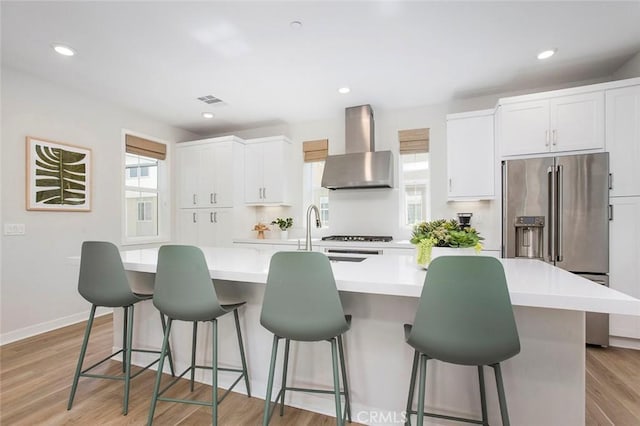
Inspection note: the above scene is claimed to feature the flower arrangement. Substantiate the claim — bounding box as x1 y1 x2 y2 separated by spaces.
271 217 293 231
410 219 483 266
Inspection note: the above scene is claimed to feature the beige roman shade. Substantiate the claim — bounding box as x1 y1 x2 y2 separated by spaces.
398 128 429 154
125 134 167 160
303 139 329 162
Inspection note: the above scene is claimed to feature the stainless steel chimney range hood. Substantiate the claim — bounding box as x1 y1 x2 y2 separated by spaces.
321 105 394 190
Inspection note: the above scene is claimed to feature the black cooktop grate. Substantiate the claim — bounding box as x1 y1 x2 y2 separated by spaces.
321 235 393 242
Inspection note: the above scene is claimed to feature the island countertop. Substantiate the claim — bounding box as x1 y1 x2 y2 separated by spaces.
120 246 640 316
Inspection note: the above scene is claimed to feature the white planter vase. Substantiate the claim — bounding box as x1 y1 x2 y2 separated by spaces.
415 246 478 269
280 230 289 240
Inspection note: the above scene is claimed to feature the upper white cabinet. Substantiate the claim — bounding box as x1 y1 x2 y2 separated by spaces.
446 109 495 200
244 136 293 205
606 84 640 197
177 136 244 208
499 91 604 157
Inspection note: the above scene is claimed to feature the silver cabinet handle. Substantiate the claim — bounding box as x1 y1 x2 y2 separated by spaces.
192 212 197 223
210 193 214 204
193 194 197 205
608 205 613 221
552 129 557 145
210 212 214 223
263 187 267 199
214 193 217 204
545 130 549 146
214 212 218 223
608 173 613 190
449 178 452 192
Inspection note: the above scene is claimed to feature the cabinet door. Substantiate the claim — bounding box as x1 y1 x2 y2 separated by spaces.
177 147 201 208
198 146 217 208
609 196 640 339
550 91 604 152
606 85 640 197
499 100 549 156
177 209 200 244
212 142 234 207
244 144 264 203
447 113 495 199
262 141 286 203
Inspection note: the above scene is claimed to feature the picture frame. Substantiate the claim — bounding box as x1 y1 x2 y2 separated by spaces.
26 136 92 211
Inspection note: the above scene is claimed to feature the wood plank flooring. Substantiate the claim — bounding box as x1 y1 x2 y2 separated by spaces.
1 314 639 425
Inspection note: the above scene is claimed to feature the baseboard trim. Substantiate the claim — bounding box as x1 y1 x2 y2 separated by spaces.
0 307 113 346
609 336 640 350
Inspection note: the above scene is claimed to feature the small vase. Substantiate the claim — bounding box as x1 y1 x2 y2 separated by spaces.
280 230 289 240
257 230 265 239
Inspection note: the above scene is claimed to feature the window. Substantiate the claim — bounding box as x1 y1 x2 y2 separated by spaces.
399 128 430 226
123 133 169 243
303 139 329 227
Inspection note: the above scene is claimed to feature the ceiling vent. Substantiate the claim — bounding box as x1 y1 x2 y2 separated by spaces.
197 95 224 105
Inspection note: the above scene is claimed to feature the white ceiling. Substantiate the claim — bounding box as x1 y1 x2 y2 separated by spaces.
2 1 640 136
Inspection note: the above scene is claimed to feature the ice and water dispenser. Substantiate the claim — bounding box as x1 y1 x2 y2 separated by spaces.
514 216 545 259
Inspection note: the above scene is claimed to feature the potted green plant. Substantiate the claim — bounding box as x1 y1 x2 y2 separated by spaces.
271 217 293 240
410 219 483 267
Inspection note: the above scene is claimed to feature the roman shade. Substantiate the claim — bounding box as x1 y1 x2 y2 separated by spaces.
125 134 166 160
398 128 429 154
303 139 329 162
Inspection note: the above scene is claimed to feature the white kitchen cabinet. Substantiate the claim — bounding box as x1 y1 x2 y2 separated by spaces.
606 85 640 197
499 91 604 157
609 196 640 340
244 136 292 205
446 109 495 200
177 209 233 247
177 137 242 208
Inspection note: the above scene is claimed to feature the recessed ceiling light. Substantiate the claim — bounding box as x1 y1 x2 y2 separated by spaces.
537 49 557 60
290 20 303 29
338 87 351 94
52 44 75 56
202 112 214 119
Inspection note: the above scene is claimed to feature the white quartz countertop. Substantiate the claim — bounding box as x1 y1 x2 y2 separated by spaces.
119 246 640 316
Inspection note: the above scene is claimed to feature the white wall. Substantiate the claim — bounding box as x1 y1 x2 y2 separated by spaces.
0 67 197 343
613 51 640 80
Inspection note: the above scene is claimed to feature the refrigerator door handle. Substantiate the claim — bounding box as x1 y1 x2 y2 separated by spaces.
556 164 563 262
547 166 555 262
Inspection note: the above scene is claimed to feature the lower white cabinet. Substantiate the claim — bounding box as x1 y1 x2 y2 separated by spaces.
178 209 233 248
609 196 640 340
446 109 495 200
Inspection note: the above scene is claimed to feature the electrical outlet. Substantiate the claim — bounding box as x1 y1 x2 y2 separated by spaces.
4 223 26 235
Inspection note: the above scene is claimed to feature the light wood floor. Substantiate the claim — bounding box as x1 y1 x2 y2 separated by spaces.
1 314 638 425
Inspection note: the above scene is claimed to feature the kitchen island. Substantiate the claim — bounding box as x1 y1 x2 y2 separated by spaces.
116 247 640 426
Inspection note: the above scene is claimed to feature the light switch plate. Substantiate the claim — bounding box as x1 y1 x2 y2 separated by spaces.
4 223 26 235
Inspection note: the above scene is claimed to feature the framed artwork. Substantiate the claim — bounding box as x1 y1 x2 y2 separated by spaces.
26 136 92 211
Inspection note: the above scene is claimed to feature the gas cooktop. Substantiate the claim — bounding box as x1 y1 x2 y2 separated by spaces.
321 235 393 242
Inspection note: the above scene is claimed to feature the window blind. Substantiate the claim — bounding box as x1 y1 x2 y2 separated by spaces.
303 139 329 162
125 134 166 160
398 128 429 154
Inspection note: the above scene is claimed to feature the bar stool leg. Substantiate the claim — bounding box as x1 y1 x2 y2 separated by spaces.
67 304 97 410
212 319 219 426
493 363 510 426
262 335 280 426
405 350 419 426
122 306 128 373
279 339 291 416
233 309 251 397
478 365 488 425
148 318 172 426
191 321 198 391
337 334 351 423
416 354 427 426
123 305 134 415
159 313 175 376
330 338 344 426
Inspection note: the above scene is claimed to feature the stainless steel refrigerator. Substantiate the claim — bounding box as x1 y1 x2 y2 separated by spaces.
502 152 610 346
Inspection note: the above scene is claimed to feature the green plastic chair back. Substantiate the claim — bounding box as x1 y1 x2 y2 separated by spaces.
407 256 520 366
153 245 227 321
261 251 349 341
78 241 139 307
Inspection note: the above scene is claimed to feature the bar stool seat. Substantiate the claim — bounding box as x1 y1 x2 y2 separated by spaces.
261 251 352 426
404 256 521 426
67 241 175 415
147 245 250 426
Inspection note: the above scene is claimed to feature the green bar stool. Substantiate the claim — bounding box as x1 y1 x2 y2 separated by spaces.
67 241 175 415
404 256 521 426
261 251 352 426
147 245 250 426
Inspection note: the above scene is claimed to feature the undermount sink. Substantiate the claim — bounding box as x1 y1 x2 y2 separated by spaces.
328 256 366 263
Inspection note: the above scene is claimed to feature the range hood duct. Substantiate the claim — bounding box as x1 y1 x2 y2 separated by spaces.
321 105 394 190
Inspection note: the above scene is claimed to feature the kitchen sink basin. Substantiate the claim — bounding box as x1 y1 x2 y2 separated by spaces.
328 256 366 263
